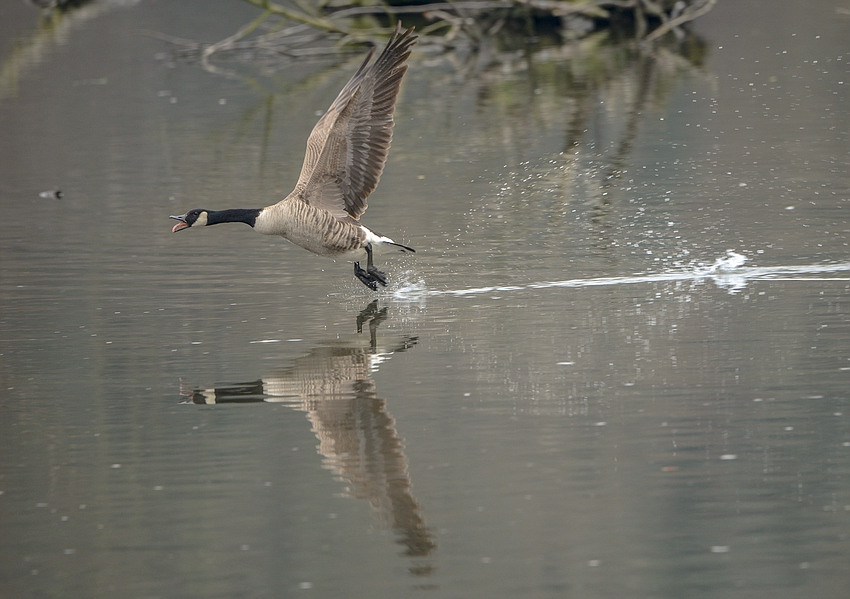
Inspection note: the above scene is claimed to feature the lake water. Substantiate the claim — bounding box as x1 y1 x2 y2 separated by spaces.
1 1 849 597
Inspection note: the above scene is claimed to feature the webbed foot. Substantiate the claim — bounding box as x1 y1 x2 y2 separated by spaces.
354 262 380 291
367 265 388 287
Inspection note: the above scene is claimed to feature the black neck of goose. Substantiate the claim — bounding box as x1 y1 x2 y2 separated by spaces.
207 208 262 227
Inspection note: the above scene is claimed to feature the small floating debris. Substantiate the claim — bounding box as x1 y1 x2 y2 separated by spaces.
39 189 62 199
711 546 731 553
720 454 738 460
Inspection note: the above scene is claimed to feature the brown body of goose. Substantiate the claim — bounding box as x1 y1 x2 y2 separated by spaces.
170 23 417 290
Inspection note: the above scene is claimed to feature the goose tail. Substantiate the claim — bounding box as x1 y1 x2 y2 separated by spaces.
362 226 415 253
386 240 415 253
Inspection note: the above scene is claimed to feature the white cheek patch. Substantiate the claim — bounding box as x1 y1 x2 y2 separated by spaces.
197 212 209 226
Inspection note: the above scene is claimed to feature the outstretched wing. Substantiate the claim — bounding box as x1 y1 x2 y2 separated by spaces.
293 22 417 222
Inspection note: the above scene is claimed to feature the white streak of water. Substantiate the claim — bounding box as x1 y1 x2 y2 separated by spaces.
393 252 850 300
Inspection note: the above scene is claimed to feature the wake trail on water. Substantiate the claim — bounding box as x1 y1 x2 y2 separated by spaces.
392 252 850 300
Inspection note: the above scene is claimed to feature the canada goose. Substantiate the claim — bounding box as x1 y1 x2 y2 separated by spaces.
170 23 417 290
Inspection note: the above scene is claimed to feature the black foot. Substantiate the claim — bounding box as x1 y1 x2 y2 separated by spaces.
354 262 378 291
367 265 388 287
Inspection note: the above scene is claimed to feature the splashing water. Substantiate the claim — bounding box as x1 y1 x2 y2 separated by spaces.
700 250 748 273
392 252 850 301
693 250 749 292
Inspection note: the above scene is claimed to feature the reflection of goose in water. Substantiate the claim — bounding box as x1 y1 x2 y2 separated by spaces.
183 301 436 573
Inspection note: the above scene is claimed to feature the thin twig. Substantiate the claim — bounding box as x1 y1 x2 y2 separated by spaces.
201 9 272 72
139 29 203 50
327 1 513 19
242 0 352 34
642 0 717 43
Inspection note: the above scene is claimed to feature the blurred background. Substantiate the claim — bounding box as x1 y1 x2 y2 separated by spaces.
1 1 848 597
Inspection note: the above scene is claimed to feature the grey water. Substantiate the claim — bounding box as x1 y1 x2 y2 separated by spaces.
1 1 849 597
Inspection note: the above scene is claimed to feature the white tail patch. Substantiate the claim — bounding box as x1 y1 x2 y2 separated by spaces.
361 226 413 252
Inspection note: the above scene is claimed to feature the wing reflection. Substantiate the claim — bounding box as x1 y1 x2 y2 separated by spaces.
182 301 436 575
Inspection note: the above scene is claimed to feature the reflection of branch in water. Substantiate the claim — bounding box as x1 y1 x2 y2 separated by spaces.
584 47 656 226
455 29 709 271
563 41 707 255
559 43 699 260
1 0 141 101
182 301 435 573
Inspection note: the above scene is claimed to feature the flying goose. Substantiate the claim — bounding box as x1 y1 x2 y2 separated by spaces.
170 23 417 290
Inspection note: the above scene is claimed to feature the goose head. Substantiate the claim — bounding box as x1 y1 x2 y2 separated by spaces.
170 209 208 232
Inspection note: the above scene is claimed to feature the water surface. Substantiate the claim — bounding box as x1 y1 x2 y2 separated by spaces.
1 1 848 597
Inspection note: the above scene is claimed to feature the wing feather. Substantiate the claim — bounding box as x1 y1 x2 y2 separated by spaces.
292 23 417 221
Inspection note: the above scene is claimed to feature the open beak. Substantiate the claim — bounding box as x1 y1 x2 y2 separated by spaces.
169 214 189 232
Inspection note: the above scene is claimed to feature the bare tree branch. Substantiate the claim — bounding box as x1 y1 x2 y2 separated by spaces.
148 0 717 75
643 0 717 43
